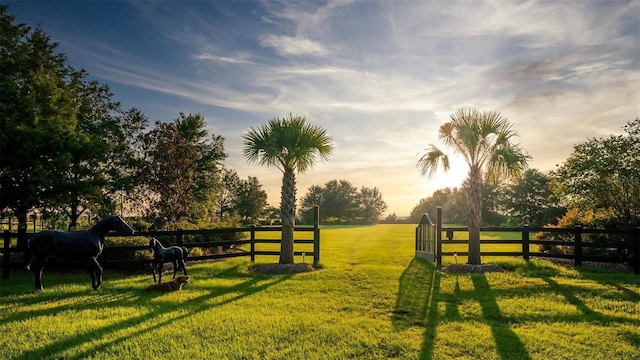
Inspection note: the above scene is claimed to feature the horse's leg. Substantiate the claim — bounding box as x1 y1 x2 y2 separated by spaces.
87 257 103 291
33 258 45 291
157 262 163 284
152 261 157 283
172 260 178 279
180 258 187 276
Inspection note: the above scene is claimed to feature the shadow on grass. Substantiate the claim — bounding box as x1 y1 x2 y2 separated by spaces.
391 258 441 359
393 260 532 359
393 257 640 359
471 274 532 360
6 264 291 360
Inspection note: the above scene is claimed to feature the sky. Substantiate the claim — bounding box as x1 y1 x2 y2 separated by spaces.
6 0 640 216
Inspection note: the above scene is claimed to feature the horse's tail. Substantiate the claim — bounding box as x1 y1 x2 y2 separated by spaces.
181 247 189 259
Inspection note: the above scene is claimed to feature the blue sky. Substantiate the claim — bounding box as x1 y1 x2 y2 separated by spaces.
6 0 639 216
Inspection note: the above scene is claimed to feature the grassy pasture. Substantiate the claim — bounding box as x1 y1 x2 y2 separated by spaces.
1 224 639 359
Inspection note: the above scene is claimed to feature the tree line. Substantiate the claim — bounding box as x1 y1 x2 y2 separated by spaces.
298 179 387 225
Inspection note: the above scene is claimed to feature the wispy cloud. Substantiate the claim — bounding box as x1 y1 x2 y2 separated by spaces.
259 34 328 56
192 52 257 65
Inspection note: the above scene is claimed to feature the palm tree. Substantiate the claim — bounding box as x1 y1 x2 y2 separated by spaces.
417 108 530 264
243 114 333 264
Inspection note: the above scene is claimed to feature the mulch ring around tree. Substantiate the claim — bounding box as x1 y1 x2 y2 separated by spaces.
250 263 316 274
439 263 506 274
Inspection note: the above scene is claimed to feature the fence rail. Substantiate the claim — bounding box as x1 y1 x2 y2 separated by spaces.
1 207 321 279
416 207 640 274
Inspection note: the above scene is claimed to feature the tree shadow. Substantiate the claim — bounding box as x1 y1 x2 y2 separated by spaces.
392 257 640 359
471 274 533 360
391 258 441 359
9 265 291 360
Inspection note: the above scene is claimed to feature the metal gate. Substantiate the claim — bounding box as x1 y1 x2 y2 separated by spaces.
415 213 437 262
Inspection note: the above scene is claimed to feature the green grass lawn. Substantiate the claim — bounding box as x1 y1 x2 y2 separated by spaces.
1 224 639 359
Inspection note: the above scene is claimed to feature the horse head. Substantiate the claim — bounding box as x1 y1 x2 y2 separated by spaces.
149 237 159 252
113 216 135 235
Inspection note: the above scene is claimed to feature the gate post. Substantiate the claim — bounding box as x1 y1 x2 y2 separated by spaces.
250 226 256 263
574 225 582 267
176 228 184 246
522 225 530 262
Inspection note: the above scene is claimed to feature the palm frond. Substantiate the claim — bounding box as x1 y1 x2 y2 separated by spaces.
242 114 333 174
417 144 450 179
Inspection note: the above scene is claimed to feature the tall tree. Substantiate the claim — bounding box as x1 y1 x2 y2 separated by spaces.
1 6 146 232
409 187 467 224
234 176 268 224
299 185 324 224
357 186 388 224
1 7 78 233
497 169 565 227
552 118 639 228
321 180 359 223
217 169 241 222
243 114 333 264
299 180 387 225
417 108 530 264
141 113 226 229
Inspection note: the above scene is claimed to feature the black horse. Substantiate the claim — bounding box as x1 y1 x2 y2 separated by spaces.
149 237 188 284
26 215 134 291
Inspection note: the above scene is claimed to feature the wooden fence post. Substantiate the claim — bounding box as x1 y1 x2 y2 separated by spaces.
176 228 183 246
3 230 10 279
250 226 256 263
313 206 320 265
436 206 442 266
574 225 582 267
522 225 530 262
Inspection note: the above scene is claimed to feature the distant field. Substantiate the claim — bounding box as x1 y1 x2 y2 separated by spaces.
1 224 638 359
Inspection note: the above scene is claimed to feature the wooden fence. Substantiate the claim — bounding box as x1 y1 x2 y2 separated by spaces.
1 208 320 279
416 207 640 274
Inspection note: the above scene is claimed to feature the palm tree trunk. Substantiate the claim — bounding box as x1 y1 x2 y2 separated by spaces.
467 167 482 264
279 169 296 264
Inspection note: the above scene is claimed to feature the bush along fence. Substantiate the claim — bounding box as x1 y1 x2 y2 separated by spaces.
1 207 320 279
416 207 640 274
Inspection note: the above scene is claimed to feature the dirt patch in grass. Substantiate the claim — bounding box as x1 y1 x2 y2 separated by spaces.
250 263 316 274
440 263 506 273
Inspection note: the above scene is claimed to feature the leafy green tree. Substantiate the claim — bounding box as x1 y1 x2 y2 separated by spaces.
552 118 639 228
409 184 506 226
52 74 149 229
299 180 387 225
216 169 241 221
260 205 281 225
243 114 333 264
417 108 530 264
409 187 467 224
320 180 358 223
356 186 387 224
234 176 268 224
299 185 324 224
141 113 227 229
496 168 565 227
1 7 81 232
1 7 147 232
